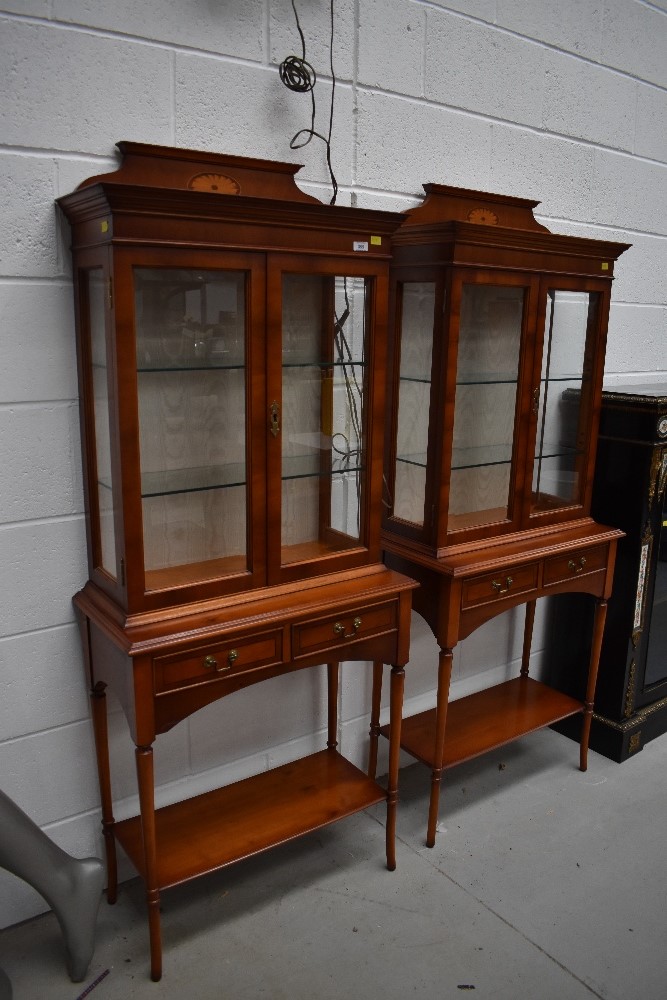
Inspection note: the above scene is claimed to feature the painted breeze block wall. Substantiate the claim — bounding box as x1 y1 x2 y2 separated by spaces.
1 0 665 928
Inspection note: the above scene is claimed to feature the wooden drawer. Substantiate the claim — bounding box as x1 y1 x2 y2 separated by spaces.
461 562 539 610
543 544 608 587
154 630 283 694
292 600 398 659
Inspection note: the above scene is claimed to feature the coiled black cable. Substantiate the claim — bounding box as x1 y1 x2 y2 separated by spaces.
279 0 338 205
279 54 316 94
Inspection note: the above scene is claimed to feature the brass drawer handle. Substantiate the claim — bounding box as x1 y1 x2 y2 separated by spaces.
333 616 362 640
568 556 587 574
204 650 238 673
491 576 513 595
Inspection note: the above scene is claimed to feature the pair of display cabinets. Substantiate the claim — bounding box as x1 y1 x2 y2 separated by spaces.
59 143 628 979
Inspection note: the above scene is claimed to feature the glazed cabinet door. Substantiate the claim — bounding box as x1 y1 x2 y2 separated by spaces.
114 249 267 607
444 271 539 544
527 278 607 524
266 255 386 583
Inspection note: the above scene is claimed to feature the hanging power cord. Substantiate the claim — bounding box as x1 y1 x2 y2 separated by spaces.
279 0 338 205
280 2 363 530
333 281 364 531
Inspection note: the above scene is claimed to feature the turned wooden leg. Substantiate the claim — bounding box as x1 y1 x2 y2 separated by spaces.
426 648 454 849
90 683 117 904
580 598 608 772
135 745 162 982
368 660 384 779
521 600 537 678
327 662 339 750
385 664 405 872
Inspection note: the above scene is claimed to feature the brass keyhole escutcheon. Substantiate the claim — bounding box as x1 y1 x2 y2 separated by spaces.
333 616 362 640
269 401 280 437
532 386 540 415
491 576 513 595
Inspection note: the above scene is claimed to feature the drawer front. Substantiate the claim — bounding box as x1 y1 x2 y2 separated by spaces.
292 600 398 659
543 545 608 587
154 630 283 694
461 562 538 610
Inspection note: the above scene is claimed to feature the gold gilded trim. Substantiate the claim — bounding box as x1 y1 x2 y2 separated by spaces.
648 449 661 506
623 660 636 718
600 393 667 405
593 693 667 731
658 448 667 501
628 732 642 754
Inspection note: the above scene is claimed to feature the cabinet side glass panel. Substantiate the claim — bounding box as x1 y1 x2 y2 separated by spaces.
281 274 368 565
447 284 523 532
87 269 118 580
393 282 436 526
531 291 598 513
134 268 248 590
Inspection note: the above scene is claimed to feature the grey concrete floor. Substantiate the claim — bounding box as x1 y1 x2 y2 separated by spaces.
1 728 666 1000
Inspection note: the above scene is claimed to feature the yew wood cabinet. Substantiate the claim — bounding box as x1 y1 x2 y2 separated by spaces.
373 185 629 846
58 143 416 981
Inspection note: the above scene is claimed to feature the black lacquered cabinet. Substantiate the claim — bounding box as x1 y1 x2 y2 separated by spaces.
548 383 667 761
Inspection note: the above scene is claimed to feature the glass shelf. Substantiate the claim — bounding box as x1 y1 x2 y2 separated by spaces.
540 373 589 384
399 372 432 385
138 359 244 373
282 451 364 481
451 444 514 470
141 463 246 498
535 443 581 461
455 371 519 386
396 451 428 469
397 444 516 472
282 358 366 370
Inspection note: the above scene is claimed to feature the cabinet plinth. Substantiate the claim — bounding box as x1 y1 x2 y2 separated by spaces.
376 184 628 846
60 143 416 981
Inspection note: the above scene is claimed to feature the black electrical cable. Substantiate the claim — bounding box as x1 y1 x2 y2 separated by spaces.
280 3 363 526
279 0 338 205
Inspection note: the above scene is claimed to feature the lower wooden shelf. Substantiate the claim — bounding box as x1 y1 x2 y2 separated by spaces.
114 748 385 889
380 677 583 770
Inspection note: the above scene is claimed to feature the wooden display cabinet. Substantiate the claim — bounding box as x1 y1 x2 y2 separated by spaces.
371 185 629 845
58 143 416 980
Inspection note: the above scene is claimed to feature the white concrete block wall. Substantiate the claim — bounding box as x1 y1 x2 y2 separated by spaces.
0 0 664 928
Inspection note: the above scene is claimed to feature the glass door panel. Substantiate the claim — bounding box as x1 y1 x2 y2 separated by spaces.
393 282 436 526
87 268 118 580
531 290 599 513
644 487 667 688
447 283 524 532
134 267 249 590
280 274 368 565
